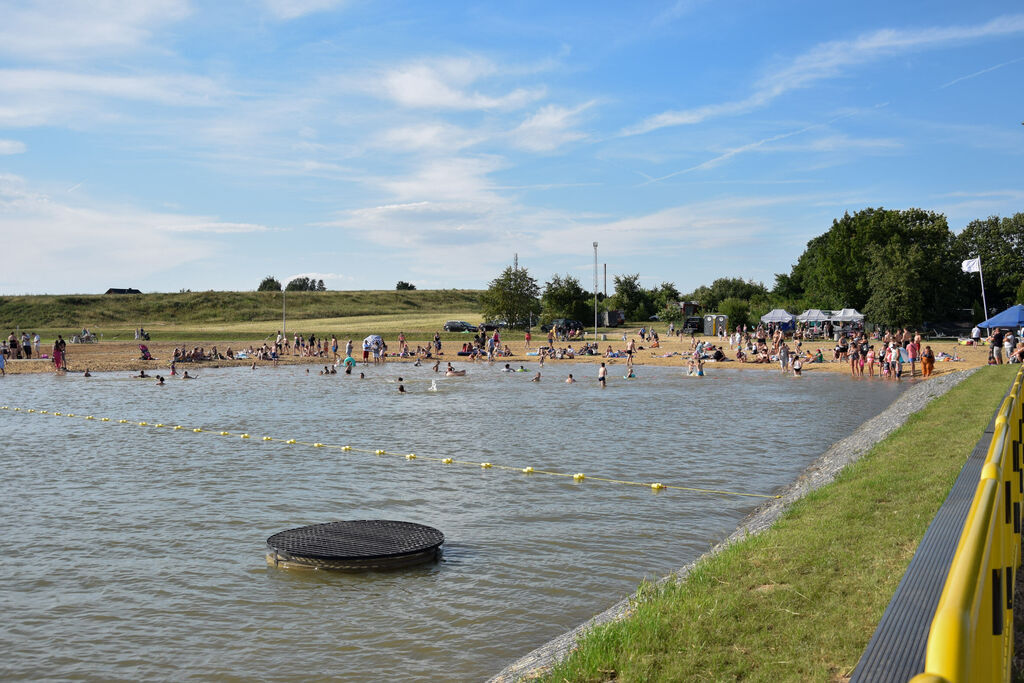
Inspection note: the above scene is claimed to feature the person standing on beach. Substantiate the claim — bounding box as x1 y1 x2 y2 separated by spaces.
51 339 63 373
991 328 1005 365
598 362 607 389
779 342 789 374
524 329 531 349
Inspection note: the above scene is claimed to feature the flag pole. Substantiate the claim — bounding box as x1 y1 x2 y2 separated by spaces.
978 256 989 320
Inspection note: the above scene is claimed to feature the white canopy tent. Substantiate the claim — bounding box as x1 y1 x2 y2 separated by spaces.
760 309 796 324
830 308 865 323
797 309 831 322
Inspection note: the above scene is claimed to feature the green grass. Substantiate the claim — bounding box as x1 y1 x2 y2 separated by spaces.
0 289 481 328
543 365 1017 682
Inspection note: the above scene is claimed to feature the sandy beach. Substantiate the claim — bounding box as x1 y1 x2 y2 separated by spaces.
2 332 993 377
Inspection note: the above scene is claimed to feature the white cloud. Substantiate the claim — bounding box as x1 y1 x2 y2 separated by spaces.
623 13 1024 135
376 122 484 152
0 0 190 61
379 156 508 205
377 57 545 110
0 139 26 154
0 174 269 293
264 0 345 19
510 101 594 152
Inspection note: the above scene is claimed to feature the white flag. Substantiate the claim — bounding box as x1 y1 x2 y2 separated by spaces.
962 257 981 274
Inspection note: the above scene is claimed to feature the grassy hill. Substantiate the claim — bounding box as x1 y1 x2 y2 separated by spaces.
0 290 482 339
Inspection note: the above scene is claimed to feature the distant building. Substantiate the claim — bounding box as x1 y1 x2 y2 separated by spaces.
105 288 142 295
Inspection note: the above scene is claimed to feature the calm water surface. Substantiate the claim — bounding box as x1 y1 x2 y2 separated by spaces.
1 363 906 681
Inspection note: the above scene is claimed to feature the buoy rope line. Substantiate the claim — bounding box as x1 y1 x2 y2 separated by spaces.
0 406 781 499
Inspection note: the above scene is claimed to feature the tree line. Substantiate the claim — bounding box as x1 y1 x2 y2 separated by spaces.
480 209 1024 329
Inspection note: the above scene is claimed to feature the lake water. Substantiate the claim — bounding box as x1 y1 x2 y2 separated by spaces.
1 363 906 681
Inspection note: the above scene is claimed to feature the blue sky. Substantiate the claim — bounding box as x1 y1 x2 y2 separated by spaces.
1 1 1022 295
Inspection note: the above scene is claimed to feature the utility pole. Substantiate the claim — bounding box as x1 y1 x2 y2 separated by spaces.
593 242 599 339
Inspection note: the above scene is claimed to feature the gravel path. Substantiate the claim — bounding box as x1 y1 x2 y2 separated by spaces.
489 369 977 682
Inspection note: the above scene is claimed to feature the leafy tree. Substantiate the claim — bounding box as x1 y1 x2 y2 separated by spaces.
954 213 1024 310
659 302 684 324
1016 278 1024 307
718 297 751 330
479 266 541 328
650 281 681 311
541 274 591 322
316 279 326 291
608 274 649 320
286 277 312 291
863 243 926 327
785 208 955 320
396 281 417 291
685 277 768 312
257 276 281 292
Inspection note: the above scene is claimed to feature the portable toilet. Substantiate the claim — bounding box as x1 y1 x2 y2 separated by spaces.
715 315 728 335
703 315 715 336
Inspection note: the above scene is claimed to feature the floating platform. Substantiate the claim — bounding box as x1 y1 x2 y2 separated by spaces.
266 520 444 571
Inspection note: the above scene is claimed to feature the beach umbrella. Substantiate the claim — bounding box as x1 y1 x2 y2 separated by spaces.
363 334 383 347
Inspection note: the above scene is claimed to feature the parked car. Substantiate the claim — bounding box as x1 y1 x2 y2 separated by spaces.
681 316 703 334
479 320 504 331
443 320 477 332
540 318 584 334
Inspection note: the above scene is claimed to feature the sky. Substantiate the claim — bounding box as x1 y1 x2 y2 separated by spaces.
1 0 1022 295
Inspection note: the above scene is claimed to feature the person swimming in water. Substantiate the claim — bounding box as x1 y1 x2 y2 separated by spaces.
182 371 196 379
359 372 365 379
531 371 541 382
83 368 91 377
156 375 165 385
565 373 575 383
398 384 406 393
135 370 149 378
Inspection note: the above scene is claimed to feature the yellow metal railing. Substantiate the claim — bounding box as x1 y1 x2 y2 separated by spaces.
910 368 1024 682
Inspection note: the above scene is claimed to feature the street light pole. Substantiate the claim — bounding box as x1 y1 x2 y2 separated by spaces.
283 288 287 338
593 242 598 340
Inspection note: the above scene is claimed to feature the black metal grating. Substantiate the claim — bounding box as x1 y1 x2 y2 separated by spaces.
267 520 444 561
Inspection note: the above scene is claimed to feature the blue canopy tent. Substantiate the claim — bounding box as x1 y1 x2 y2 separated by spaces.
978 304 1024 329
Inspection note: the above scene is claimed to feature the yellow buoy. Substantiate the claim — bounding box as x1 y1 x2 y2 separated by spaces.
138 421 147 426
241 434 250 439
193 428 203 432
406 453 416 460
375 449 385 455
342 445 352 451
651 482 665 491
86 416 94 420
262 436 272 441
573 473 585 482
313 442 323 447
286 439 296 444
173 425 183 430
101 418 110 422
155 423 164 428
522 466 534 473
481 462 492 468
442 458 453 464
219 431 230 436
67 413 75 417
27 409 35 413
